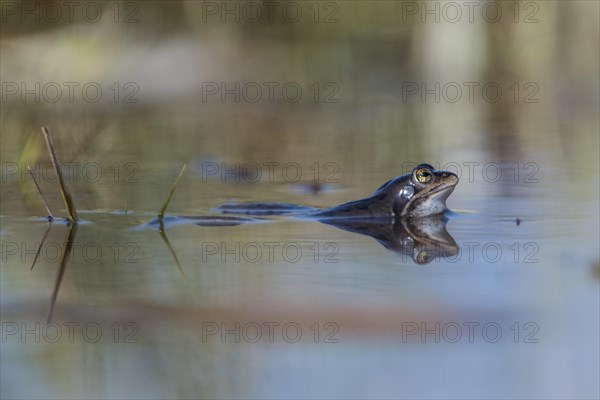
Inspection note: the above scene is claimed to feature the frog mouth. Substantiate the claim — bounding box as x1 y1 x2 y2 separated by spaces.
422 174 459 199
427 182 456 198
402 182 457 217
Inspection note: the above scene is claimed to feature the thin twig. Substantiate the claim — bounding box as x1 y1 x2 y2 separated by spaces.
41 127 78 223
158 163 187 219
27 165 54 220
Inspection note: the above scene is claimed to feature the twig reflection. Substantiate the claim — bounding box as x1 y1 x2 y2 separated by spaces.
46 222 78 323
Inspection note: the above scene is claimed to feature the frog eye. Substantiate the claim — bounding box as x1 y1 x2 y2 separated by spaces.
414 168 433 184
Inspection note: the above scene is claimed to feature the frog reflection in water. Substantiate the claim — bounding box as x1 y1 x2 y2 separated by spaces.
212 164 460 263
157 164 459 263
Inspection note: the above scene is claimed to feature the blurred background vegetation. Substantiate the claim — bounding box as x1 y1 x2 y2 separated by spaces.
1 0 598 215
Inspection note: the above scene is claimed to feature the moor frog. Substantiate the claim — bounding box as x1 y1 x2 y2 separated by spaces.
146 164 459 263
216 163 459 220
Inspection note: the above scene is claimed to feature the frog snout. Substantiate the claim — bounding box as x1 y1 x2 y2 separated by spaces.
440 171 459 183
